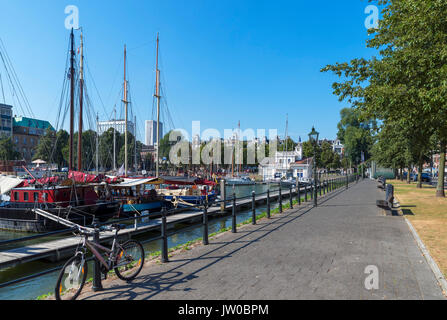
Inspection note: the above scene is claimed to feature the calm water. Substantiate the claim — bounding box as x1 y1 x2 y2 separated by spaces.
0 183 287 300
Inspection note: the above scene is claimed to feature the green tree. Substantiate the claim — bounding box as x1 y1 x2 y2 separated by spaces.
0 136 20 161
322 0 445 193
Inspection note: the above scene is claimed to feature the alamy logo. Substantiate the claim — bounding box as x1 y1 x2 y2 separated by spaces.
364 265 379 290
65 5 79 30
364 5 379 30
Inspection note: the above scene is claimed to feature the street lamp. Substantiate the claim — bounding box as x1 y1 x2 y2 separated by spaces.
308 127 319 207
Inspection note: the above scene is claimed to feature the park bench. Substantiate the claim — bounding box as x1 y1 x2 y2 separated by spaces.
376 184 394 213
377 176 386 190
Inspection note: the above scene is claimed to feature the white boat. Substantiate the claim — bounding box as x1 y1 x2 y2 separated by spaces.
225 176 255 185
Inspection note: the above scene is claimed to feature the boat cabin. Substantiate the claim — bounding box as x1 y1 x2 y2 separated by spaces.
10 185 99 207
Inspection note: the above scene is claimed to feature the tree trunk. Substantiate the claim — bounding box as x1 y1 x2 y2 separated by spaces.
436 141 446 197
417 161 423 188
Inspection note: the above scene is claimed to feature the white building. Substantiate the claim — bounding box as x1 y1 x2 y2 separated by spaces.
332 139 344 156
258 143 313 182
98 119 134 136
145 120 163 146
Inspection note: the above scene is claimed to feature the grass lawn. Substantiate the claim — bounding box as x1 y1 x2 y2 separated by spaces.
389 180 447 277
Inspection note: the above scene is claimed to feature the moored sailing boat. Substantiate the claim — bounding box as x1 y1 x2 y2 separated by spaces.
0 29 121 232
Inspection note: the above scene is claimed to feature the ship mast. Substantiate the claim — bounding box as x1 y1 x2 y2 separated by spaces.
123 45 129 176
155 33 161 178
77 30 84 171
69 29 75 171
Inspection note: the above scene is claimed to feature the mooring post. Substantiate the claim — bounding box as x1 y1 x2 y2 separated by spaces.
310 183 315 201
267 189 271 218
279 185 283 213
220 179 226 213
304 183 307 202
203 199 209 245
346 175 349 190
161 208 169 263
297 180 301 205
232 193 237 233
252 191 256 225
92 220 103 292
289 186 293 209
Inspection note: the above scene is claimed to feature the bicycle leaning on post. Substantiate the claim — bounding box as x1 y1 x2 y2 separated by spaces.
55 224 145 300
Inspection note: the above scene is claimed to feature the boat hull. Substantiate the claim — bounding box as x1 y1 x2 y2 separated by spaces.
163 192 218 206
121 200 173 216
0 201 121 233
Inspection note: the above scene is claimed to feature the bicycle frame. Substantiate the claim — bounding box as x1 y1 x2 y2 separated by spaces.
80 233 122 272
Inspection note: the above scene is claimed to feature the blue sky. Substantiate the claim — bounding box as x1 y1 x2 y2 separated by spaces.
0 0 378 142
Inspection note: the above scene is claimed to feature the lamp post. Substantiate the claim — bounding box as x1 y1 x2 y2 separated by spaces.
309 127 319 207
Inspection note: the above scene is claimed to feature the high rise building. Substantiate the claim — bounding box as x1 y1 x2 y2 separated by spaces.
97 119 134 136
145 120 163 146
0 103 13 138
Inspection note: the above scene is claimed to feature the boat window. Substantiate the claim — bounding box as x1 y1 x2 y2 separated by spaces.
14 192 19 201
34 193 39 202
24 192 29 201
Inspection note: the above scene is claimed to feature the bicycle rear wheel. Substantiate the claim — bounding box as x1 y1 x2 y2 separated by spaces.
114 240 145 281
55 254 88 300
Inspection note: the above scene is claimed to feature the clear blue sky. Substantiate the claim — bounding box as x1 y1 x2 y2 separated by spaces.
0 0 377 143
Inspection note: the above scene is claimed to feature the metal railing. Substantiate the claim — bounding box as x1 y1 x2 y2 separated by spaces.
0 174 361 294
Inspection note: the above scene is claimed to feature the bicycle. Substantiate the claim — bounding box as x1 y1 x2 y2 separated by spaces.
55 224 145 300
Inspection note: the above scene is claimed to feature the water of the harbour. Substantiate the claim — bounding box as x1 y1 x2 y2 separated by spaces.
0 183 289 300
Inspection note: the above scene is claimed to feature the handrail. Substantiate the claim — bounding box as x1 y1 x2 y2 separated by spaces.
0 174 358 295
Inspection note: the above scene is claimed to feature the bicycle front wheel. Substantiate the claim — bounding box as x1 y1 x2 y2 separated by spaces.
55 254 88 300
114 240 145 281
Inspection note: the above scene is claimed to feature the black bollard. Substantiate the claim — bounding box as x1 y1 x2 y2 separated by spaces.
92 222 103 292
304 183 307 202
297 181 301 206
161 208 169 263
203 200 209 245
232 193 237 233
279 186 283 213
252 191 256 225
289 186 293 209
267 189 271 218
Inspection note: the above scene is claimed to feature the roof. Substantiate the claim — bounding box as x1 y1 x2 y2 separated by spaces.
13 117 54 131
290 157 314 166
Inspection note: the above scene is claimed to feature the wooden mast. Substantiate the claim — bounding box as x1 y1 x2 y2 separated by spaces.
77 30 84 171
155 33 161 178
69 29 75 172
123 45 128 176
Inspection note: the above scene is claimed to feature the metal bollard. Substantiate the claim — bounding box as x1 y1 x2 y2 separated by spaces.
304 184 307 202
297 181 301 205
92 223 103 292
252 191 256 225
203 200 209 245
232 193 237 233
289 186 293 209
267 189 271 218
279 186 283 213
310 185 313 200
161 208 169 263
346 175 349 190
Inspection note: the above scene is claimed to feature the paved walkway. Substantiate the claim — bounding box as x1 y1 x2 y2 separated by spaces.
78 179 445 300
